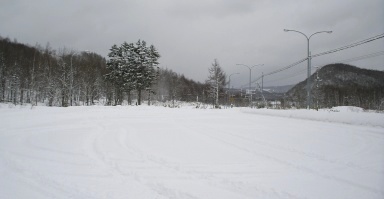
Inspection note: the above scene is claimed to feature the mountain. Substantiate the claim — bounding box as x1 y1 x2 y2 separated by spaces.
286 63 384 110
264 85 294 93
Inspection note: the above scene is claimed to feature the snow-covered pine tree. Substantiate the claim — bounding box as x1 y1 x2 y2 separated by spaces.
207 59 226 108
145 44 160 105
132 40 146 105
120 42 136 105
105 44 125 105
131 40 160 105
105 40 160 106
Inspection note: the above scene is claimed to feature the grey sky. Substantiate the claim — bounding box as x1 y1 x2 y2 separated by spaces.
1 0 383 87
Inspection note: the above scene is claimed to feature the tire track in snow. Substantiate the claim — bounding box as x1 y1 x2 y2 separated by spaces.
173 120 311 199
78 111 197 199
82 120 169 199
176 117 384 198
113 126 206 199
222 129 384 175
120 118 309 199
0 128 96 198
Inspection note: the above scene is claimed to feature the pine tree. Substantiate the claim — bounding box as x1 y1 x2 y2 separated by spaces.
104 40 160 105
105 44 124 105
145 44 160 105
120 42 136 105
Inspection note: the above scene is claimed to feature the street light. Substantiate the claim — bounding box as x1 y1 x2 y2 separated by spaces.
236 63 264 107
228 73 239 107
284 29 332 109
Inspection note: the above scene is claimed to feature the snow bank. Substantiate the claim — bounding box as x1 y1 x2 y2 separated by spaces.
241 106 384 128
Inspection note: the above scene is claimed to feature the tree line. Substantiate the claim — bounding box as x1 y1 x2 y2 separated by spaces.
0 37 107 106
0 36 228 107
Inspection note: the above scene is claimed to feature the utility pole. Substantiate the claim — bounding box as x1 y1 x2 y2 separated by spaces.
313 66 321 110
261 72 264 96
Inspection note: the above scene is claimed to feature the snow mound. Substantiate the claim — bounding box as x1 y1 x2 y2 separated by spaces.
241 106 384 128
330 106 364 112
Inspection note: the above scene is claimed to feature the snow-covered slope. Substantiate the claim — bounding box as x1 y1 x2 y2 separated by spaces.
0 104 383 199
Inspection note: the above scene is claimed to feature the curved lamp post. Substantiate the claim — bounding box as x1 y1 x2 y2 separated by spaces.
236 64 264 106
284 29 332 109
228 73 239 106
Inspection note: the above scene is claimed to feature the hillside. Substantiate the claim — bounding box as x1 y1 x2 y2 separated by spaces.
286 63 384 110
264 85 294 93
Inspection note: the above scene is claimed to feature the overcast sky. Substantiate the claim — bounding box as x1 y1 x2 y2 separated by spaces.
1 0 383 87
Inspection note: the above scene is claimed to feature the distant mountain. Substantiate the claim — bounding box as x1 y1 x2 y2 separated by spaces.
264 85 294 93
286 63 384 110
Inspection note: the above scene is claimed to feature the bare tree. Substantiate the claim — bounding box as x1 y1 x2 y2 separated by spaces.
206 59 226 108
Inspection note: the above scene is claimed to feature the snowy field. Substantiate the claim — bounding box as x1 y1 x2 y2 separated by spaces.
0 104 383 199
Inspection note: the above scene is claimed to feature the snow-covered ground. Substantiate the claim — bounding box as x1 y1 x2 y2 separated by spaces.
0 104 383 199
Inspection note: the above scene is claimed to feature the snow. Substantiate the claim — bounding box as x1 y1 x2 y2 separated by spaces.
0 104 383 199
242 106 384 127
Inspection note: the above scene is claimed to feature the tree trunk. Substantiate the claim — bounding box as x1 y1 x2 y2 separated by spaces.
147 91 151 106
87 87 90 106
70 91 73 106
20 88 24 105
215 84 219 107
48 96 53 107
1 79 4 102
137 89 141 105
13 88 17 105
127 91 131 105
61 89 67 107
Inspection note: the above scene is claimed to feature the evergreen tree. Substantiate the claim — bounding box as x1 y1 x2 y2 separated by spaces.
120 42 136 105
105 44 124 105
130 40 160 105
105 40 160 105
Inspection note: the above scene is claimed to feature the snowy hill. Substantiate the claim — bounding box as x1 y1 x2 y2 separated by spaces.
264 85 294 93
286 64 384 110
0 104 383 199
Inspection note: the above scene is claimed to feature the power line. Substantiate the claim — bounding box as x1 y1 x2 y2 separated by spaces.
263 51 384 86
244 58 306 87
237 33 384 88
264 51 384 86
263 68 307 84
264 58 307 77
254 34 384 85
238 60 306 88
312 33 384 58
332 50 384 63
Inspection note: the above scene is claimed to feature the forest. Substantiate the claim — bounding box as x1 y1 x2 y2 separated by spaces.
0 36 221 107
